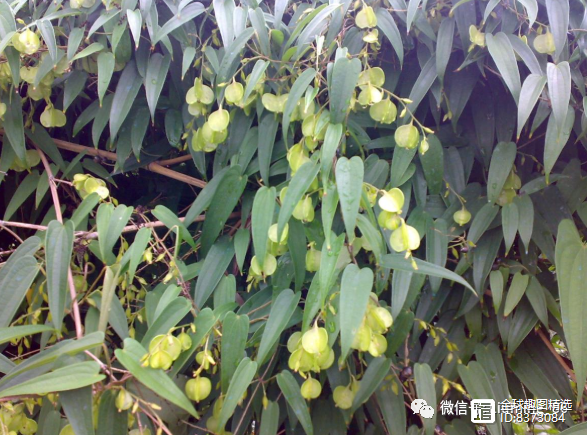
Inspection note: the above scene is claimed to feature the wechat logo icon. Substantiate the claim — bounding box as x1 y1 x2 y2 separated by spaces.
411 399 435 419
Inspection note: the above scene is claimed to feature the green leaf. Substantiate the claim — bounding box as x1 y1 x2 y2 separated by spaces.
249 7 270 56
526 276 548 326
181 46 196 79
3 94 26 162
556 220 587 400
547 62 571 134
545 0 569 61
376 9 404 66
489 270 504 312
37 19 57 61
390 145 417 188
154 2 205 44
276 370 314 435
145 53 171 121
518 0 538 28
97 52 115 108
3 170 40 220
96 390 127 435
487 141 516 204
200 169 246 255
96 203 133 265
288 218 307 292
234 227 250 272
243 60 268 103
218 358 257 430
220 312 249 393
0 325 54 345
517 74 547 139
320 123 343 186
436 17 455 85
457 362 502 435
357 214 385 265
351 357 392 412
63 69 88 114
467 203 499 245
151 205 196 249
97 265 121 338
317 233 345 316
419 135 444 195
380 253 475 294
45 220 75 332
282 68 316 137
277 160 320 240
213 0 236 47
0 240 41 324
506 33 542 76
506 300 537 356
194 236 235 307
426 218 448 292
60 386 95 435
406 0 422 34
257 289 300 367
329 56 361 124
127 9 142 49
110 61 142 139
216 28 255 87
122 227 151 284
474 343 509 405
115 339 198 417
544 107 574 183
560 422 587 434
513 195 534 252
67 27 84 60
259 400 280 435
340 264 374 359
501 202 519 255
406 55 437 114
0 333 105 387
71 43 104 61
335 156 364 241
486 33 521 102
503 272 529 317
414 363 436 435
184 166 231 225
0 361 105 398
257 113 279 186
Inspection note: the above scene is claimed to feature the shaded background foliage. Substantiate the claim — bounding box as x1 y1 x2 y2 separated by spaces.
1 0 587 434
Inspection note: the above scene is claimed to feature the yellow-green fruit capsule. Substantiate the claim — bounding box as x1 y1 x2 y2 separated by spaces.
305 246 321 272
115 389 133 411
453 208 471 226
301 196 315 222
358 67 385 87
149 350 173 370
288 348 314 373
59 425 75 435
355 5 377 29
316 347 335 370
352 324 372 352
419 138 429 155
378 188 405 213
373 307 393 329
185 376 212 403
40 107 67 128
178 332 192 350
268 223 289 244
301 325 329 354
18 30 41 55
533 32 555 54
287 331 302 352
225 81 244 104
390 224 421 252
333 386 354 409
394 124 419 149
368 333 388 357
208 109 230 132
19 419 37 435
369 99 397 124
300 378 322 400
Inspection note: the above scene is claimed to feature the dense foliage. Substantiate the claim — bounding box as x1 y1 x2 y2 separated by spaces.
1 0 587 434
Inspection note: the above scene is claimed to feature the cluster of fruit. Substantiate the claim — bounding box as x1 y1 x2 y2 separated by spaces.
350 294 393 357
376 188 421 254
0 403 38 435
287 324 335 377
247 222 287 285
497 170 521 206
72 174 110 200
141 332 192 371
355 5 379 43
